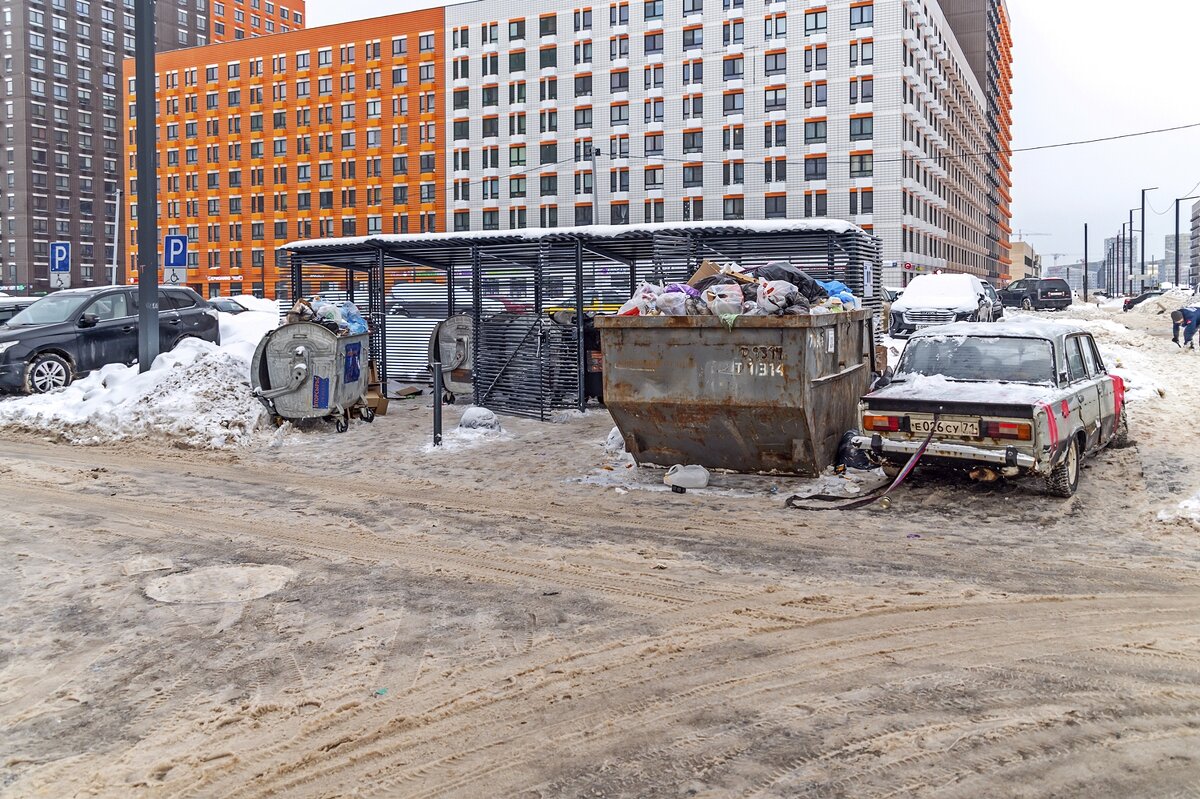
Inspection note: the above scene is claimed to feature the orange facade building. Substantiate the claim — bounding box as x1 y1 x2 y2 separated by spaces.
124 8 444 297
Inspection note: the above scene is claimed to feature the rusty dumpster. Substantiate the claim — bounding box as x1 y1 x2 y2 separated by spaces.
594 310 873 476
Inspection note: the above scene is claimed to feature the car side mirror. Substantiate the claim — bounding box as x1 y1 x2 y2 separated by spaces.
78 313 99 328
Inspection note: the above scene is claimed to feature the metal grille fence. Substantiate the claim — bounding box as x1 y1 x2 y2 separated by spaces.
281 223 883 420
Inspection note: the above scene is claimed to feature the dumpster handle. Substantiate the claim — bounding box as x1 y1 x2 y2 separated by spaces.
811 362 865 386
254 346 311 401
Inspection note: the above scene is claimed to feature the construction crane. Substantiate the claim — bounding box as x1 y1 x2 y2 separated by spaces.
1013 231 1051 241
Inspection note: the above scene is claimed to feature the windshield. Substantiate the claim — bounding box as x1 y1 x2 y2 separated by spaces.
6 294 91 326
897 335 1056 385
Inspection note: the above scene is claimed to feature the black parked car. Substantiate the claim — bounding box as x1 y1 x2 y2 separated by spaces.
0 286 220 394
0 297 36 326
1122 290 1164 312
997 278 1072 311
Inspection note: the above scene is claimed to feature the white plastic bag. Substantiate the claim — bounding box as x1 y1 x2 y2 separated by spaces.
665 464 710 490
656 292 689 316
757 280 799 313
702 284 742 317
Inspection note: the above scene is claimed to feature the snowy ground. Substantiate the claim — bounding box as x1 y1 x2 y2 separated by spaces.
2 302 1200 797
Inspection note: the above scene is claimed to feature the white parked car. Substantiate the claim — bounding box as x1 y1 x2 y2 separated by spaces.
889 273 996 336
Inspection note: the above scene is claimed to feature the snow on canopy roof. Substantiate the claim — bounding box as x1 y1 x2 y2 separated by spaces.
909 319 1087 340
279 219 866 253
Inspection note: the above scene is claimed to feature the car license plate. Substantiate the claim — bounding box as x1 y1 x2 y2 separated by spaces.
911 419 979 436
1045 292 1066 298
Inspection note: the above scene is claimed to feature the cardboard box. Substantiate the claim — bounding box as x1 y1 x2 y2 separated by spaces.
686 259 722 287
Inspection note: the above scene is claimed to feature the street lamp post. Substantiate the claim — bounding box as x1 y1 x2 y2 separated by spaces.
1176 194 1200 288
134 0 159 371
1128 208 1137 296
1140 187 1157 294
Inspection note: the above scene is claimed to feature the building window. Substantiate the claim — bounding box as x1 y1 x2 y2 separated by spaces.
805 82 828 108
765 195 786 219
764 87 786 111
804 10 827 33
610 203 629 225
539 14 557 35
723 57 744 81
722 92 744 115
804 119 826 143
804 156 827 180
850 4 873 29
644 32 663 54
804 192 828 217
850 115 873 141
644 0 663 20
682 28 702 50
850 77 874 103
764 53 786 76
722 20 743 45
419 32 435 51
683 165 703 188
722 197 744 220
682 130 702 153
850 153 873 177
850 40 874 66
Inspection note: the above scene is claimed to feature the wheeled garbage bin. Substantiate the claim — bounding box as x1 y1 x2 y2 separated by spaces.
595 310 872 476
251 321 373 432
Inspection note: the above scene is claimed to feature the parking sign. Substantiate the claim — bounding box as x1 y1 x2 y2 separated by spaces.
49 241 72 289
163 234 189 285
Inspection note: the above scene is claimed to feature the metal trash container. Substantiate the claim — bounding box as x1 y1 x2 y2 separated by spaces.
251 321 373 432
595 310 872 475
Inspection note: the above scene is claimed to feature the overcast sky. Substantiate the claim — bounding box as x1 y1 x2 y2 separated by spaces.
308 0 1200 267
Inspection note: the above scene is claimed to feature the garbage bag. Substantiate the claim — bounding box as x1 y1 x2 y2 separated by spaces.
836 431 872 470
337 301 369 335
692 274 740 293
311 300 348 333
702 284 742 317
757 280 801 313
605 426 626 454
665 464 710 489
618 281 664 316
656 292 688 316
754 262 829 304
664 283 702 298
684 297 710 316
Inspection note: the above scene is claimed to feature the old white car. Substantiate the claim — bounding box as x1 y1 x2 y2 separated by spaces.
852 321 1129 496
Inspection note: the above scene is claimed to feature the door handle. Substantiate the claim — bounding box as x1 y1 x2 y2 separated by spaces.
167 319 181 325
122 325 135 331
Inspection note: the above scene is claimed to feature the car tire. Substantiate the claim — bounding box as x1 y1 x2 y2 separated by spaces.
24 353 72 394
1021 297 1033 311
1110 409 1133 449
1045 437 1080 498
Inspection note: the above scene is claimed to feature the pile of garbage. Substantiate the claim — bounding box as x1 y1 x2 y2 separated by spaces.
617 260 859 318
285 298 369 335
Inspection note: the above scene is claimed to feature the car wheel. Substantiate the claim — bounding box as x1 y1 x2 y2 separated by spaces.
1021 297 1033 311
1110 409 1133 449
24 353 72 394
1045 437 1081 498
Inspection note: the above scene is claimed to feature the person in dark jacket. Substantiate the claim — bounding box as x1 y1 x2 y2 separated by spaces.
1170 306 1200 348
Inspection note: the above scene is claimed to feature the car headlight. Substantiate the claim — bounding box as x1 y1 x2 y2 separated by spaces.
0 341 18 355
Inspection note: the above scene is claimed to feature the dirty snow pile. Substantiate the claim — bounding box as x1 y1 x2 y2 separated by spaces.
0 309 278 448
1131 288 1196 316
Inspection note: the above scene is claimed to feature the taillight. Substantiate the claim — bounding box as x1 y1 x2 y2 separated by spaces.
982 421 1031 440
864 414 901 432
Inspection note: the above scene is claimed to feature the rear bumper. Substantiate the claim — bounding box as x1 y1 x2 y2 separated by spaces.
851 434 1038 470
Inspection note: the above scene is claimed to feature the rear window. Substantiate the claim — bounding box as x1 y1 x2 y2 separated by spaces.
165 289 198 309
897 335 1056 385
1041 279 1070 292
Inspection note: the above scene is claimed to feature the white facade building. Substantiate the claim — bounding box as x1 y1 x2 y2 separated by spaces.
443 0 1010 281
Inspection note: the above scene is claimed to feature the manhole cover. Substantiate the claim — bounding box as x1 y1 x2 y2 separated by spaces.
145 565 295 604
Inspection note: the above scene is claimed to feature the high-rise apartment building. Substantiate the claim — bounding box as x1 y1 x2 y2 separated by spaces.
125 9 442 297
1190 199 1200 288
127 0 1014 299
0 0 303 295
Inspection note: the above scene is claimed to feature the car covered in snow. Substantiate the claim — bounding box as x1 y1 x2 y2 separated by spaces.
0 286 219 394
888 274 997 336
852 321 1128 496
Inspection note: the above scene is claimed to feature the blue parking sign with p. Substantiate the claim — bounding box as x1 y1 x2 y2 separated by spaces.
164 235 189 285
164 235 188 267
49 241 71 288
50 242 70 272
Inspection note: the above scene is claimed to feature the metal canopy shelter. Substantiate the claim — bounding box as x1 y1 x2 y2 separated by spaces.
280 220 882 420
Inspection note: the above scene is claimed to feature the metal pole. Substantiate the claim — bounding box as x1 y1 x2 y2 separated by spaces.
111 188 121 284
134 0 159 372
1140 188 1156 293
574 240 585 412
1128 209 1134 295
1117 227 1124 295
432 357 443 447
1082 223 1088 301
589 145 600 225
